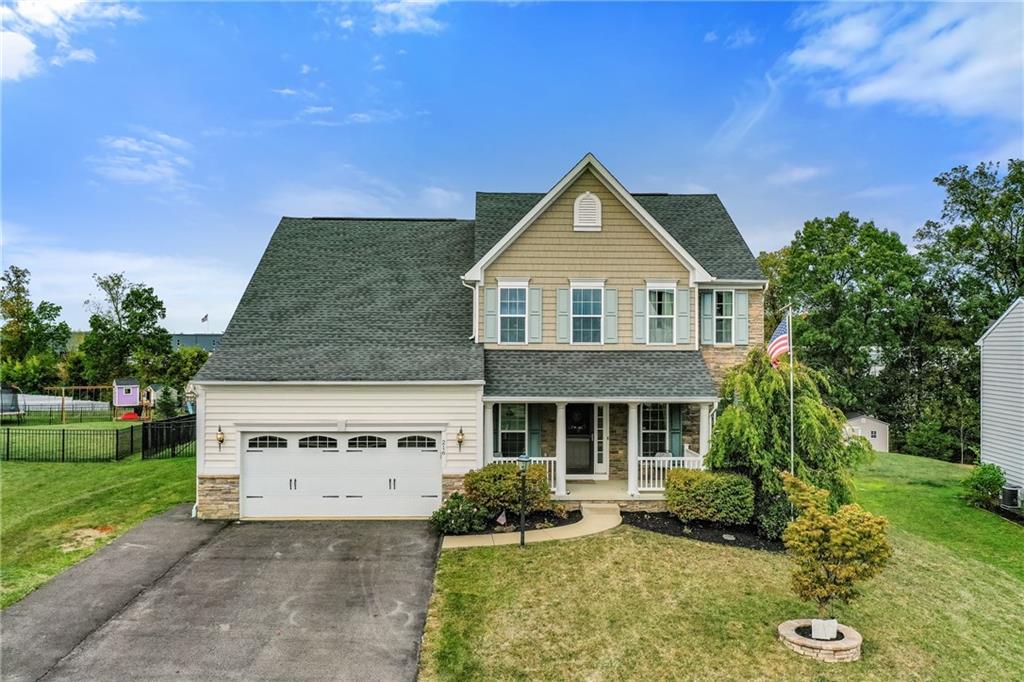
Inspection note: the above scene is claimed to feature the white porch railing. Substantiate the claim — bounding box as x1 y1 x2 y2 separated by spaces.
492 456 557 492
637 449 704 492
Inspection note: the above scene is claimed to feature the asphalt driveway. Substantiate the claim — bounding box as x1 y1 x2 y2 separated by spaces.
1 506 441 682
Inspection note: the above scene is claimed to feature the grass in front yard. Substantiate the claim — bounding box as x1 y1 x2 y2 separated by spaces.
1 419 135 430
420 454 1024 680
1 455 194 607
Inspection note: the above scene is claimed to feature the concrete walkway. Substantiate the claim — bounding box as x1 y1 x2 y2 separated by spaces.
441 503 621 549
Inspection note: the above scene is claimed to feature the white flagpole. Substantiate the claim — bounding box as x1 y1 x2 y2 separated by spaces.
788 300 795 475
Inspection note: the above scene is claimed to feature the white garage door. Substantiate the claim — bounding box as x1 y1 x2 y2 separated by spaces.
240 431 443 518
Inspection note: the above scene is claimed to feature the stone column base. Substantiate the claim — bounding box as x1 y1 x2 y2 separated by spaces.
197 475 240 520
442 474 465 500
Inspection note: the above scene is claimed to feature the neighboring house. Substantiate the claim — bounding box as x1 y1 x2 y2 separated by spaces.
192 154 766 520
845 413 889 452
172 333 221 353
976 297 1024 489
112 378 140 408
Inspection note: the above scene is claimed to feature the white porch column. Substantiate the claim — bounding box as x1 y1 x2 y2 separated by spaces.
699 403 711 457
555 402 567 496
627 402 640 496
483 402 494 464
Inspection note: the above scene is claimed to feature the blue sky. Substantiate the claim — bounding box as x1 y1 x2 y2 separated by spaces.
3 1 1022 332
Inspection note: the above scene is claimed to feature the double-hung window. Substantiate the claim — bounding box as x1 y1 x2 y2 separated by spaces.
647 288 675 344
498 403 527 457
499 287 527 344
571 287 603 344
640 403 669 456
714 290 734 344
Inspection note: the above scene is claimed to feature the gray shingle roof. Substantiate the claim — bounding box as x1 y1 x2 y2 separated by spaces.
474 192 764 280
483 350 718 398
196 218 484 382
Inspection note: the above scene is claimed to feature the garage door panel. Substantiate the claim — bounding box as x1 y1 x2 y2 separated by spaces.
240 431 442 519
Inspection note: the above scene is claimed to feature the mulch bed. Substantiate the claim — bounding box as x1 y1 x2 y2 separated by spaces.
487 509 584 534
621 512 785 552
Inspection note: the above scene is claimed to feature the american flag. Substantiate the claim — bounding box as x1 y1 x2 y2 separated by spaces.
767 317 790 367
201 314 208 323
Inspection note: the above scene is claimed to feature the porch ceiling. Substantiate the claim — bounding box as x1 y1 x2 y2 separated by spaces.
483 350 717 399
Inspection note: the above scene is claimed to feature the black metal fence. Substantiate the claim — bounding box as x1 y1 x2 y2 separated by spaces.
2 425 140 462
142 414 196 459
0 404 114 426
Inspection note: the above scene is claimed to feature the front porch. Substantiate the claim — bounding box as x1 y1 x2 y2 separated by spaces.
484 400 714 500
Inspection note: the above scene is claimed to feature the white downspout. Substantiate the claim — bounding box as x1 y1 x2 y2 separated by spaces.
461 278 478 341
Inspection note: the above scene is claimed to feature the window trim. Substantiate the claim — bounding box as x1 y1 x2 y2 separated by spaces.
569 282 605 346
645 285 676 346
713 288 736 346
640 403 669 457
573 191 603 231
497 283 528 345
497 403 528 457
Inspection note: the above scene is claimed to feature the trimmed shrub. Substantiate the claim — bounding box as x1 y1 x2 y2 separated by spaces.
961 463 1005 508
782 472 892 618
463 462 552 516
665 469 755 525
429 493 490 535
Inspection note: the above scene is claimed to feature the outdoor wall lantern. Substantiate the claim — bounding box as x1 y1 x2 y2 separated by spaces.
216 425 225 450
456 427 465 450
517 453 531 547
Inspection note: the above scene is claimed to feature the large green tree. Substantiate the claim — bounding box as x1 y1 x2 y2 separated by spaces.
758 213 924 418
706 348 871 539
1 266 71 362
79 273 172 384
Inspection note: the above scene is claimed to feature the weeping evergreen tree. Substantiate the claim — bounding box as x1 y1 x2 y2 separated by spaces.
706 348 871 539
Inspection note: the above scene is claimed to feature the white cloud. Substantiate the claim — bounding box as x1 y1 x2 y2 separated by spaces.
89 130 196 191
345 109 404 124
703 31 718 43
708 74 780 152
336 17 354 31
849 184 909 199
372 53 385 71
787 3 1024 120
724 28 757 49
372 1 445 36
272 87 298 96
1 30 41 80
3 237 248 331
302 105 334 115
419 186 461 211
1 0 140 79
300 63 314 75
766 165 826 185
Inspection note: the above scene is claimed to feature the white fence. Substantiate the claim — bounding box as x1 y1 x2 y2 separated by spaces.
637 450 704 492
492 456 557 492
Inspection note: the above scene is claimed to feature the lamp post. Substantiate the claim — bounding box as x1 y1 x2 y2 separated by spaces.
516 453 530 547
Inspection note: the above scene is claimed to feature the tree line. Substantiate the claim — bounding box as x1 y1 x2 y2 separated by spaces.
760 159 1023 462
0 268 208 398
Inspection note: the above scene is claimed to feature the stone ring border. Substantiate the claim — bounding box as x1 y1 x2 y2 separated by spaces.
777 619 863 663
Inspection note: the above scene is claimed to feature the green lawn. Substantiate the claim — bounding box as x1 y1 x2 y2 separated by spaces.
420 453 1024 680
1 419 135 430
0 455 195 607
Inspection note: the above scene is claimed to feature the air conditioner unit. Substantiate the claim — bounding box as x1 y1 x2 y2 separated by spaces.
1001 484 1023 509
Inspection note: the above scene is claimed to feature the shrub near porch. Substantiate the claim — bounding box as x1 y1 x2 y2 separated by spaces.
664 469 754 525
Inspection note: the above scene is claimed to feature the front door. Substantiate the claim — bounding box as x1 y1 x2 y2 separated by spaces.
565 403 610 478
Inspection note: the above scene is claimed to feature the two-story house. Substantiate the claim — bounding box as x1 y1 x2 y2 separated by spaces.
192 155 765 520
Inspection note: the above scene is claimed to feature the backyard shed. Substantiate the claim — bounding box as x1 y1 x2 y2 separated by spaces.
976 297 1024 489
845 414 889 452
112 378 141 408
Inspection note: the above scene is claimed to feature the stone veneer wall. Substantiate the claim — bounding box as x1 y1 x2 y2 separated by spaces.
197 475 239 520
442 474 465 500
700 290 765 385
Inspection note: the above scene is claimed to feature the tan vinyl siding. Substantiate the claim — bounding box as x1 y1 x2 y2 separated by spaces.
979 301 1024 487
198 384 482 476
480 169 695 350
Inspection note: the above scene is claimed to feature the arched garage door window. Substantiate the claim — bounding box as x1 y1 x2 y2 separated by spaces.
397 435 437 450
247 435 287 450
298 435 339 449
347 435 386 450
